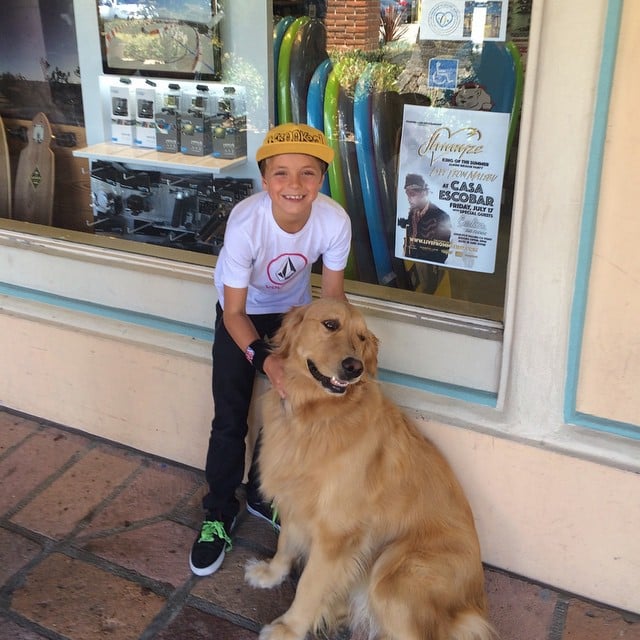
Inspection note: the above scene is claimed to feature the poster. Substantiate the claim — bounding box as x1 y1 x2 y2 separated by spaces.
395 104 510 274
0 0 83 124
420 0 509 42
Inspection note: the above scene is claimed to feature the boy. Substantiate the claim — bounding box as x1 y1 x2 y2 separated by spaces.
189 123 352 576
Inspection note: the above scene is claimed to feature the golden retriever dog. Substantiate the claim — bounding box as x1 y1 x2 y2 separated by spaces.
245 298 494 640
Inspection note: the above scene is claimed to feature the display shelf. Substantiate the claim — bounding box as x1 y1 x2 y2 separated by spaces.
73 143 246 174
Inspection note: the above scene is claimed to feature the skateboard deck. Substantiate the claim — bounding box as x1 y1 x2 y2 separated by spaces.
0 115 10 219
13 112 55 225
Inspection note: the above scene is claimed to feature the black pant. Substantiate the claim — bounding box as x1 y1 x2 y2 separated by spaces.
202 303 282 523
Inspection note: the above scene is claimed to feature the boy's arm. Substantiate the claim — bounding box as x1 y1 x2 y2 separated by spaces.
321 266 347 301
222 285 260 351
222 284 286 396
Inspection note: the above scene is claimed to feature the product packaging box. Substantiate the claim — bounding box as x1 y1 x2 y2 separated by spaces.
110 84 135 146
211 114 247 159
134 86 157 149
155 84 181 154
180 85 212 157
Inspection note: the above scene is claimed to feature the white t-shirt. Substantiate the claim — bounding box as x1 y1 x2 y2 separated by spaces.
214 191 352 314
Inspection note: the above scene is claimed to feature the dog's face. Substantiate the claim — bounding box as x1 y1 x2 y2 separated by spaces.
273 298 379 395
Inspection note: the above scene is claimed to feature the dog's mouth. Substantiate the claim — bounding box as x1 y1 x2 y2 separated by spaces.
306 359 349 394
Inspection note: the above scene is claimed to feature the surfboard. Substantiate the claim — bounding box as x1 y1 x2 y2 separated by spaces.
336 74 377 284
0 115 11 219
289 19 328 124
354 63 397 287
277 16 310 125
370 91 430 289
307 58 332 131
307 58 332 195
505 41 525 161
273 16 295 125
324 64 357 281
472 41 518 114
13 112 55 226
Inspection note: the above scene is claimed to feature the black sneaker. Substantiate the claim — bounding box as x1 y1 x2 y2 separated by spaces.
246 499 280 531
189 517 234 576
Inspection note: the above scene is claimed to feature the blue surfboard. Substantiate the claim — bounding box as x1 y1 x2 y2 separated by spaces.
371 90 430 289
307 58 332 130
354 63 396 286
307 58 332 195
455 40 524 160
337 78 377 285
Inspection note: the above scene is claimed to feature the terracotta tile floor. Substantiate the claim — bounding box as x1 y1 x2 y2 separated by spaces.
1 408 639 640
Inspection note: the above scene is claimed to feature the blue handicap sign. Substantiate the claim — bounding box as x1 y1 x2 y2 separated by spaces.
428 58 459 90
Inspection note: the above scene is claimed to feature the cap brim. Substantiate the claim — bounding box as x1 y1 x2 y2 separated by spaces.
256 141 334 164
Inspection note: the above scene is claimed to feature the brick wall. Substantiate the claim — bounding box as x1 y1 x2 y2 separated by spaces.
325 0 380 51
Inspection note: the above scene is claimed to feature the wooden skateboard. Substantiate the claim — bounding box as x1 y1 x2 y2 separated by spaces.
13 112 55 225
0 114 10 219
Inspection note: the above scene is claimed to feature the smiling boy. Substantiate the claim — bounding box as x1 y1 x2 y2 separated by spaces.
190 123 352 577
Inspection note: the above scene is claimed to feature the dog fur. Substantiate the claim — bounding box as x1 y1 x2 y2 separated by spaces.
245 298 495 640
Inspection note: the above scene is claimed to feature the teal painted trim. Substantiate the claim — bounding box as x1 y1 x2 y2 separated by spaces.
572 412 640 442
379 368 498 407
565 0 639 440
0 282 214 343
2 280 497 405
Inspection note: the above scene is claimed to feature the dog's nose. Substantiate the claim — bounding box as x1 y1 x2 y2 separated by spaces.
341 357 363 380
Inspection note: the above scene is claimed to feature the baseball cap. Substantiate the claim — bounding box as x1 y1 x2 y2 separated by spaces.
256 123 334 164
404 173 427 190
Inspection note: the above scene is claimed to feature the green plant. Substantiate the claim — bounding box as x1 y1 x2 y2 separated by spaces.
379 6 409 43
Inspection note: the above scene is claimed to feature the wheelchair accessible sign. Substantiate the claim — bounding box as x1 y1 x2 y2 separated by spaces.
427 58 458 90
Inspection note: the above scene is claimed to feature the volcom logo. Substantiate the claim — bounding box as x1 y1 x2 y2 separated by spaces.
267 253 308 285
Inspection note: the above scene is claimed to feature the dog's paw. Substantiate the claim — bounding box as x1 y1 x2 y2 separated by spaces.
244 558 287 589
258 621 302 640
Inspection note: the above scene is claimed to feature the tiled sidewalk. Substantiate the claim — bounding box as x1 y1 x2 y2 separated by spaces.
1 409 639 640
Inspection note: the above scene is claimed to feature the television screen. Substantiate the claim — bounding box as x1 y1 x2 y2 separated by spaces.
97 0 222 80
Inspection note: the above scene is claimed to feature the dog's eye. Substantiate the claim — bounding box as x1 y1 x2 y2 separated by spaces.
357 333 366 342
323 319 340 332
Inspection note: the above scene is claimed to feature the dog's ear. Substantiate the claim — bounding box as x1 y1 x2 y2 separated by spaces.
361 329 380 377
272 304 308 358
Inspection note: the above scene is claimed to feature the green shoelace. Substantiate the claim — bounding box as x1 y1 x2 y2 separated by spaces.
199 520 232 551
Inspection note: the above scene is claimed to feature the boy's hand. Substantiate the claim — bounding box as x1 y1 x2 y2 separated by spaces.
264 354 286 399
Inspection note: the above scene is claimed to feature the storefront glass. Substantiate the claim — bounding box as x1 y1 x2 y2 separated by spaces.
0 0 532 323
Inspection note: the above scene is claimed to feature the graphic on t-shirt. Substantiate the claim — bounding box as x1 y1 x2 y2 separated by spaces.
268 253 308 285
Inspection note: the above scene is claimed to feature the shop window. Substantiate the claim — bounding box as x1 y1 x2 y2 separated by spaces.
272 0 532 323
0 0 532 328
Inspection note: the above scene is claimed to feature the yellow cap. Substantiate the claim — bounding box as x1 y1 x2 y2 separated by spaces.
256 123 334 164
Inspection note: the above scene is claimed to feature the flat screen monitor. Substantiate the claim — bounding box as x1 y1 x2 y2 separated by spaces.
97 0 222 81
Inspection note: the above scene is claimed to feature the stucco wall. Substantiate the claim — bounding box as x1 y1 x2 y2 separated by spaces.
576 1 640 424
